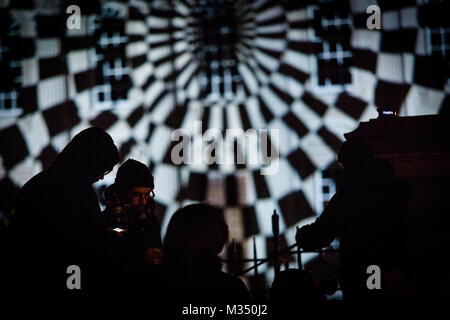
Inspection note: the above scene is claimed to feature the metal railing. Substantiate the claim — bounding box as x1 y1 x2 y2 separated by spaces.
222 209 339 279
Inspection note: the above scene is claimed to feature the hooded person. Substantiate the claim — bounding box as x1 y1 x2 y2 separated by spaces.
296 138 410 300
5 127 119 296
102 159 162 293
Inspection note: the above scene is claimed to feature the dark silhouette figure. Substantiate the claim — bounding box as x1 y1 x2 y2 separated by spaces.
101 159 162 293
3 127 119 296
269 269 319 302
159 203 250 302
296 138 410 300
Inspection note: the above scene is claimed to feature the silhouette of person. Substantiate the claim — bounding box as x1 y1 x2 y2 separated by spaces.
159 203 250 302
5 127 119 296
295 138 410 300
269 269 319 302
101 159 162 293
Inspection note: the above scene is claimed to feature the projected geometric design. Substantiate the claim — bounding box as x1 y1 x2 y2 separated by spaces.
427 28 450 57
195 0 241 101
420 0 450 57
89 4 132 108
0 9 22 115
0 0 448 289
312 0 353 86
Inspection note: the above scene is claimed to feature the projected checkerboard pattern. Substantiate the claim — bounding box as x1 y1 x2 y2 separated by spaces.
0 0 448 287
0 9 22 115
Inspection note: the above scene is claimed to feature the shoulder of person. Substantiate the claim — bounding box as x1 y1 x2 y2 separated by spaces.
218 272 250 299
147 212 160 222
217 272 246 287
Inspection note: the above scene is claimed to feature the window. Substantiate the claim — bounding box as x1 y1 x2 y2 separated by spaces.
195 0 241 102
0 10 22 116
427 27 450 57
89 4 131 110
312 1 353 87
420 0 450 57
419 0 450 89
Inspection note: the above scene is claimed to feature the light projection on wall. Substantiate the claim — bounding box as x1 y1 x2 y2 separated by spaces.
0 0 448 291
421 0 450 58
312 0 353 87
89 3 132 109
195 0 241 101
0 9 22 116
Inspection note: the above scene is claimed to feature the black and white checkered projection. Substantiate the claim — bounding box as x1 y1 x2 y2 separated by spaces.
0 0 448 287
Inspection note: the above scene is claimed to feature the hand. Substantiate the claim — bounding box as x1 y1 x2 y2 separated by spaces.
145 247 163 265
107 227 126 238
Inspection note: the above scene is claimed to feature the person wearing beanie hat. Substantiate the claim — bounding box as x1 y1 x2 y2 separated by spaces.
102 159 162 293
113 159 156 214
115 159 154 189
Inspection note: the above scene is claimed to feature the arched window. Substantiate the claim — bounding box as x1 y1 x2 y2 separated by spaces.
0 9 22 116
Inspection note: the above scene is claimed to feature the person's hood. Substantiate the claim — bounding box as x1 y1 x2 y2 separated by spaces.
50 127 119 184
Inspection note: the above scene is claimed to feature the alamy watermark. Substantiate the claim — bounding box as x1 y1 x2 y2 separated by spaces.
66 5 81 30
366 264 381 290
66 264 81 290
366 5 381 30
170 121 280 175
